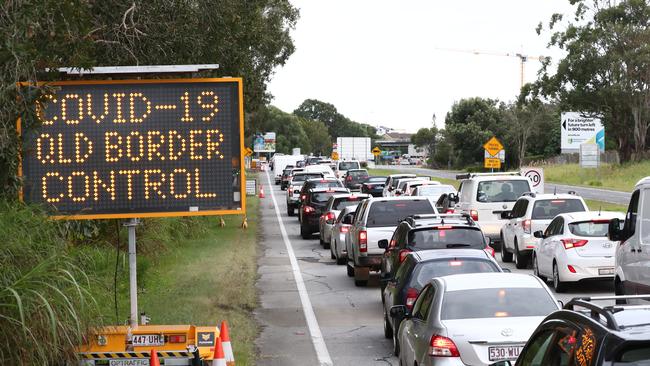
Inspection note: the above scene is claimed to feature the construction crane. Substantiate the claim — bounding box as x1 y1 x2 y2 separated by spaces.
434 47 548 89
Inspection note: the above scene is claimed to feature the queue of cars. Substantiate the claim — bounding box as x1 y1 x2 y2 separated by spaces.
274 160 650 365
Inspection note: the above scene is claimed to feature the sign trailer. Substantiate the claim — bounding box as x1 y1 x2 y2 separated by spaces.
19 73 245 328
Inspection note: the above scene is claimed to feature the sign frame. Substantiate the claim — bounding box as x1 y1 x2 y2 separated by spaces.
17 77 247 220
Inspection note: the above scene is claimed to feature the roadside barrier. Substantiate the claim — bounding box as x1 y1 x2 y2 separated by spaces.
212 336 226 366
150 348 160 366
220 320 235 365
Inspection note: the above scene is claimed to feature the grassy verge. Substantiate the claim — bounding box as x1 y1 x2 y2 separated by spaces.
543 161 650 192
85 193 260 364
584 199 627 213
368 168 459 187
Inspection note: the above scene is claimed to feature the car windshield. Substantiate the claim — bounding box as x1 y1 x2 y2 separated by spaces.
411 259 500 289
408 227 485 249
293 174 322 182
442 288 557 320
334 198 362 210
532 199 586 219
312 192 340 203
339 161 360 170
366 200 435 227
417 185 456 197
476 180 531 203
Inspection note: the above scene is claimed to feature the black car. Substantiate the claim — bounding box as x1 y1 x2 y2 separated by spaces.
379 214 492 288
298 178 345 211
299 187 350 239
381 249 502 341
516 295 650 366
343 169 369 191
361 176 387 197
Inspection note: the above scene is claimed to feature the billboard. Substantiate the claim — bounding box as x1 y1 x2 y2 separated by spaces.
19 78 246 219
561 112 605 151
253 132 276 152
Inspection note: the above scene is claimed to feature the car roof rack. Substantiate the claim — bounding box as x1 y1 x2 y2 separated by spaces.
565 295 650 331
455 172 522 180
406 213 475 226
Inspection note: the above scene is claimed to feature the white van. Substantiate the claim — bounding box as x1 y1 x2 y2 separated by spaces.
335 160 361 179
609 177 650 301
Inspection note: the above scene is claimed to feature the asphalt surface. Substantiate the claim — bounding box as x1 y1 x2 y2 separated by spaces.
376 165 632 205
255 170 613 366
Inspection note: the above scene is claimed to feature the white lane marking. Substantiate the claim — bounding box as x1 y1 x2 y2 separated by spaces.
264 170 334 366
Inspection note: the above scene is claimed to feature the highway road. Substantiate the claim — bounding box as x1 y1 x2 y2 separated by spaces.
255 171 613 365
375 165 631 205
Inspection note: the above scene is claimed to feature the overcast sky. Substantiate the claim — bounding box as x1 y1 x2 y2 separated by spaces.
268 0 576 132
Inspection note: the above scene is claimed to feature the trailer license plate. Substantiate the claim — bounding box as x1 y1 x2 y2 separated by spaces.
131 334 164 347
488 345 523 361
109 360 149 366
599 268 615 275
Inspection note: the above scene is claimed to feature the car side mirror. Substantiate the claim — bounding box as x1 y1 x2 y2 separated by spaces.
388 187 394 191
608 218 623 241
500 211 512 219
533 230 544 239
378 239 389 249
389 305 410 319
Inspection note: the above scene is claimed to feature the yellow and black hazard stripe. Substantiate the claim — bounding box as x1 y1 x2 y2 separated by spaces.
79 351 190 359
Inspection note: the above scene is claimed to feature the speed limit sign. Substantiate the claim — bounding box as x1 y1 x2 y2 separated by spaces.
521 167 544 194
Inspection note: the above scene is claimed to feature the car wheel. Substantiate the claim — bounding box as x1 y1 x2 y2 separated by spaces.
354 279 368 287
553 262 567 293
323 236 330 250
392 328 400 356
500 234 513 263
336 255 347 265
287 205 294 216
300 224 311 240
347 263 354 277
514 241 528 269
383 309 393 339
319 234 325 247
533 254 547 282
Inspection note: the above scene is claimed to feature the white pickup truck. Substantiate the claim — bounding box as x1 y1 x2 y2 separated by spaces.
346 196 437 286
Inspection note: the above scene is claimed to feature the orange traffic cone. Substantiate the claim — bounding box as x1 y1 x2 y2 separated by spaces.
150 349 160 366
220 320 235 365
212 337 226 366
258 186 265 198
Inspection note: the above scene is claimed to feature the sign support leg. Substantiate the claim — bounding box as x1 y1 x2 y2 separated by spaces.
124 218 140 327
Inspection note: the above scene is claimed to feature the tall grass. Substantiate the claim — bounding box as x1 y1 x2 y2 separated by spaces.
0 201 99 365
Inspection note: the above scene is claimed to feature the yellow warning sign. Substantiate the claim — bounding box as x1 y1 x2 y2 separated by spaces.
245 147 254 156
483 137 504 157
484 158 501 169
331 151 339 160
372 147 381 156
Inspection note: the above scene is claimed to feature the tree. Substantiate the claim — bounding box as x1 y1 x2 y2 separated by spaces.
535 0 650 161
411 125 438 166
300 119 332 156
293 98 377 139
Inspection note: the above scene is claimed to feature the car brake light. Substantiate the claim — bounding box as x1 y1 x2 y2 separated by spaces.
522 219 531 234
288 186 293 196
168 335 186 343
359 230 367 252
303 206 315 214
485 246 495 257
405 287 419 310
567 265 577 273
340 226 349 233
301 194 307 200
446 209 455 214
592 219 610 223
326 212 336 221
470 209 478 221
429 335 460 357
398 249 412 263
449 260 463 266
561 239 588 249
346 176 353 181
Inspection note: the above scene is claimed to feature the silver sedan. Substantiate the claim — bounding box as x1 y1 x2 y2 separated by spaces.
392 273 560 366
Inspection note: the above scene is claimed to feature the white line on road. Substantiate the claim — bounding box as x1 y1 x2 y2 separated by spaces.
264 170 334 366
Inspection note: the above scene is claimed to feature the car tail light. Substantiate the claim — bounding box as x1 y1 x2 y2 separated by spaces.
359 230 367 252
485 246 495 257
561 239 588 249
325 212 336 221
470 209 478 221
347 176 353 182
303 206 315 214
429 335 460 357
288 186 294 197
522 219 531 234
446 209 455 214
398 249 412 263
405 287 419 310
301 194 307 201
168 335 186 343
340 226 349 233
567 265 577 273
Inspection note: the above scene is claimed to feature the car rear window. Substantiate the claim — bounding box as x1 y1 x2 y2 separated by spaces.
442 288 557 320
391 176 415 188
367 177 386 183
532 199 586 220
339 161 360 170
417 185 456 197
293 174 322 182
349 170 369 178
283 169 292 175
569 220 611 237
333 197 363 210
411 259 500 289
310 181 343 189
312 192 339 203
366 200 434 227
476 180 531 203
408 227 485 249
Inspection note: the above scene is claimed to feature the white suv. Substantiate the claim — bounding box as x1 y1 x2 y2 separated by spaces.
500 192 588 269
609 176 650 303
454 172 532 248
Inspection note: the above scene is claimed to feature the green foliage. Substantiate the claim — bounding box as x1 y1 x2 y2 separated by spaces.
301 118 332 156
0 201 99 365
294 99 378 139
411 125 438 166
249 106 312 154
